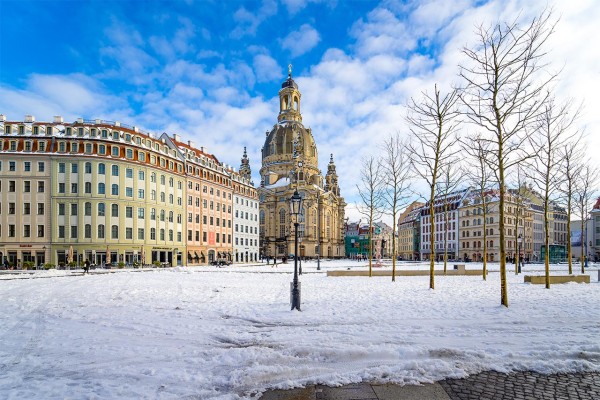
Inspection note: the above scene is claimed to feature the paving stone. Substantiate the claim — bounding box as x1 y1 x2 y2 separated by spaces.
371 382 450 400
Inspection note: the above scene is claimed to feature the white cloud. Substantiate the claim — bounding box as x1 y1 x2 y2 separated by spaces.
231 0 278 38
253 54 281 82
281 24 321 57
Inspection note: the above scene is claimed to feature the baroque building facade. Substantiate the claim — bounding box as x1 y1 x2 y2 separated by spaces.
259 69 346 260
0 114 255 267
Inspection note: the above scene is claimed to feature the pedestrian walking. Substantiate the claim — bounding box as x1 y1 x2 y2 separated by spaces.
83 259 90 274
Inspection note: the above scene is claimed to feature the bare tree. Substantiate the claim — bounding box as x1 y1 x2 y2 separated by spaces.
574 163 599 273
510 166 527 276
356 155 384 277
406 84 461 290
437 163 462 274
459 10 557 306
559 126 584 275
461 134 495 280
527 97 580 289
380 133 413 282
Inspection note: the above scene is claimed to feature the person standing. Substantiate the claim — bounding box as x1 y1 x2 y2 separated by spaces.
83 259 90 274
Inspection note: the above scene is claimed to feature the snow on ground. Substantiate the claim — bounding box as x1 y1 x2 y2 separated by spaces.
1 260 599 399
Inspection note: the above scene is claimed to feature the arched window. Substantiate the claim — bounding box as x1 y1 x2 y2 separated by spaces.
111 225 119 239
279 209 286 237
84 162 92 173
84 202 92 216
98 183 105 195
98 163 105 174
97 224 105 239
259 210 265 225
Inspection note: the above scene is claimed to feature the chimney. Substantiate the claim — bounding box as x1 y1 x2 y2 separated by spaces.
188 140 195 148
53 116 63 123
0 114 6 121
172 133 180 142
76 117 83 123
25 115 35 123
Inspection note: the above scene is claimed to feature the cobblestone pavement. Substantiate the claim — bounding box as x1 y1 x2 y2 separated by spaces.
439 370 600 400
260 371 600 400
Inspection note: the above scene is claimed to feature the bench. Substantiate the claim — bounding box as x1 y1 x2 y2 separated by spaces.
524 275 590 284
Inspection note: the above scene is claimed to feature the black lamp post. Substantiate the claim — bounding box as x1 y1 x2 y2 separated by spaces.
518 233 523 273
289 190 303 311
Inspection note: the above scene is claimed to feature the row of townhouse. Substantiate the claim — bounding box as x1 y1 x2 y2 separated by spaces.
0 115 259 268
344 221 394 259
397 187 569 262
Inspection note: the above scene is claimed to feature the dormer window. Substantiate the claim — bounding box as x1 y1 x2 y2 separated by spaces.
71 142 79 153
58 142 66 152
66 127 72 136
112 131 119 140
124 134 131 142
101 129 108 138
18 125 25 134
90 128 96 137
78 127 84 136
46 126 52 135
24 141 32 152
33 126 39 135
111 146 119 157
4 125 11 134
38 141 46 152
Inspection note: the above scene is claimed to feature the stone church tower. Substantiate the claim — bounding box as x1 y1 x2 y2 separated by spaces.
259 66 346 260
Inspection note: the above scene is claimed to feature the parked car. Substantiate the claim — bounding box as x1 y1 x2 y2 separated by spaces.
211 258 232 266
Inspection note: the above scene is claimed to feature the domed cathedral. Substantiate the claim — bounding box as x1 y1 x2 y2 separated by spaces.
259 65 346 260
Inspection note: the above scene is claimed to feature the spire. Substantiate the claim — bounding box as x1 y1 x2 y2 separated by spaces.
239 146 251 180
325 153 339 195
278 64 302 123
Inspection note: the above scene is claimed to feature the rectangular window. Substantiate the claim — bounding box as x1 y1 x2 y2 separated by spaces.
37 203 44 215
71 163 78 173
112 146 119 157
126 187 133 197
24 203 30 215
85 143 93 154
58 183 65 193
58 163 66 173
126 168 133 178
23 181 30 192
138 189 144 199
24 161 31 171
58 203 65 216
138 208 145 219
98 145 106 155
9 224 16 237
138 228 144 240
24 142 32 152
37 225 44 237
38 181 44 192
71 203 78 216
9 161 16 171
9 203 15 214
71 183 78 193
58 225 65 239
126 206 133 218
138 171 145 180
126 227 133 239
38 162 45 172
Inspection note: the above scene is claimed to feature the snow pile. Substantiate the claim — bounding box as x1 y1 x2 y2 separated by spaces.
1 260 599 399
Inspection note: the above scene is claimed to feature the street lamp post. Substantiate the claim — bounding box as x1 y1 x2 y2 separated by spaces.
518 233 523 274
289 190 303 311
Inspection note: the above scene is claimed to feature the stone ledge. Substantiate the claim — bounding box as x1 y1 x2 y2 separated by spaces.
327 268 483 277
524 275 590 284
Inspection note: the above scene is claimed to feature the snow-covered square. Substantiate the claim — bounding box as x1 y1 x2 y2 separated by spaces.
1 260 599 399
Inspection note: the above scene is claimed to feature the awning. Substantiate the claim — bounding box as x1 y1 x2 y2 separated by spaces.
217 252 221 258
187 252 193 259
194 251 200 259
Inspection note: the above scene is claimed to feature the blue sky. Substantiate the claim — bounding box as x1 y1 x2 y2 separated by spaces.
2 0 599 222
